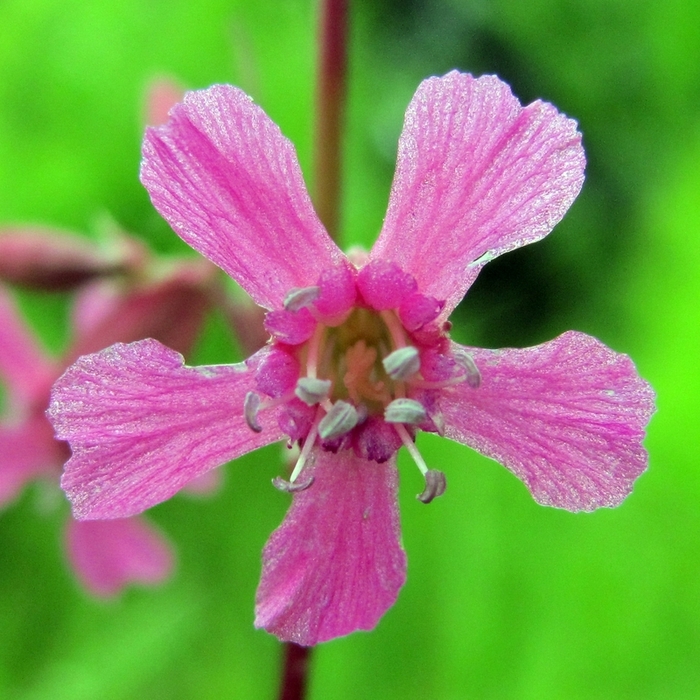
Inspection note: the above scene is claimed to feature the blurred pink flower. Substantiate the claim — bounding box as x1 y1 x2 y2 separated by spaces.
0 243 219 595
0 225 144 291
49 72 654 644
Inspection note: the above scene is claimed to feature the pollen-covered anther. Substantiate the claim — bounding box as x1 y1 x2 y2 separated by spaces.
244 391 262 433
318 400 359 440
272 475 315 493
417 469 447 504
382 346 420 381
384 398 427 425
454 349 481 388
295 377 332 405
283 286 320 312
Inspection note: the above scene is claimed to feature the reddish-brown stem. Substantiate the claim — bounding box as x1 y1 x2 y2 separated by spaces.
313 0 349 243
278 643 312 700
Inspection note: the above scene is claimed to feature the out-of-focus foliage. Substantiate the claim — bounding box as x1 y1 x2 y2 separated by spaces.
0 0 698 698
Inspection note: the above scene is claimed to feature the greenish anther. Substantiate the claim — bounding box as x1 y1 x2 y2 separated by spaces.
384 398 427 424
382 346 420 380
283 286 320 312
295 377 332 405
318 400 359 440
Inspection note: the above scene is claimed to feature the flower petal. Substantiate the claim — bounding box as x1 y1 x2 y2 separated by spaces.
371 71 585 316
141 84 345 309
0 415 64 506
49 340 284 519
65 516 174 596
0 285 56 407
255 448 406 645
440 332 655 511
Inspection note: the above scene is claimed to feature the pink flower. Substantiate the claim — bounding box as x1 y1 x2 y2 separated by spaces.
0 274 189 597
0 225 143 291
48 72 655 644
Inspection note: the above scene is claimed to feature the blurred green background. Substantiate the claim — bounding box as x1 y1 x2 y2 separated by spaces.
1 0 698 697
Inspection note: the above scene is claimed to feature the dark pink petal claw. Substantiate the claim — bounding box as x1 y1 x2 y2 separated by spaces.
314 261 357 321
255 448 406 645
264 308 317 345
356 260 417 310
353 416 403 463
278 399 316 443
440 332 655 511
49 340 284 519
65 516 174 596
253 347 300 398
371 71 585 317
398 293 444 331
141 84 346 310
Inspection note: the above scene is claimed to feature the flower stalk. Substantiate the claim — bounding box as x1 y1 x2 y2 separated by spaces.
278 643 312 700
313 0 348 242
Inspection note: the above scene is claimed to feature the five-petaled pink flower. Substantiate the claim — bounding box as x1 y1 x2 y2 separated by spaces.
48 71 655 645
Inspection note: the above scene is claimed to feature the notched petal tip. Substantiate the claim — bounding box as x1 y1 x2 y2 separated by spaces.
417 469 447 504
441 332 654 512
372 71 585 317
272 475 315 493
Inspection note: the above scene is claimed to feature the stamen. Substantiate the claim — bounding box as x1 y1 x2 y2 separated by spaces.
453 348 481 388
295 377 332 405
409 351 482 391
244 391 262 433
417 470 447 504
393 423 429 475
318 400 359 440
408 376 471 390
283 286 320 312
379 309 408 349
305 322 327 379
272 475 315 492
393 422 447 502
382 346 420 380
384 398 427 425
288 407 324 484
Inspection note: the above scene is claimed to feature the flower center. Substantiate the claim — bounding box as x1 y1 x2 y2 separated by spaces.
245 260 481 503
305 307 408 414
